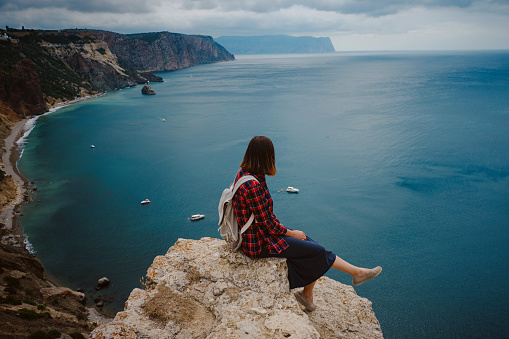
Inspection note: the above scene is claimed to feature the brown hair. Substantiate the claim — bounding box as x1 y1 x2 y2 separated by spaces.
240 136 277 176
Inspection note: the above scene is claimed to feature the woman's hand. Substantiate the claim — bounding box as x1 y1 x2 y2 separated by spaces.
287 229 306 241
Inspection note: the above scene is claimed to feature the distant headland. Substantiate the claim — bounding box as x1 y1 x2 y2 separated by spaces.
215 35 335 54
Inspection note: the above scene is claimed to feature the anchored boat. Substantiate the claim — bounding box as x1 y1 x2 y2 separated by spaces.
190 214 205 221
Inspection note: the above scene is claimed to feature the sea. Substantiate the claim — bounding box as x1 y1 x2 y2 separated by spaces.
17 51 509 338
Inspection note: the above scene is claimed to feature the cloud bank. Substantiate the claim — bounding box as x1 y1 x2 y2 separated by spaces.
1 0 508 50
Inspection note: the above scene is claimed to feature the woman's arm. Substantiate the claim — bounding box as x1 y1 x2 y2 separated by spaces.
286 229 306 240
243 180 308 241
245 183 287 236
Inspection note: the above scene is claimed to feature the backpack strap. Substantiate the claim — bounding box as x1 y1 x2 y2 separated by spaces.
240 214 255 234
232 175 257 195
232 175 258 234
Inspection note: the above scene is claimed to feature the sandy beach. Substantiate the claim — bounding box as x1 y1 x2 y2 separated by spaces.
0 119 30 247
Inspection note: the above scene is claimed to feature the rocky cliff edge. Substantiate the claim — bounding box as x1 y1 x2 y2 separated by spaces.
91 237 383 338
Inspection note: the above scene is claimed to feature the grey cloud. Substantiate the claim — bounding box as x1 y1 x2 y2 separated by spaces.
0 0 160 14
0 0 501 17
179 0 483 16
0 0 506 50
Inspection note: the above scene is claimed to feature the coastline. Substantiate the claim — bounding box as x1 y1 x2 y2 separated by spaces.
0 93 114 326
0 119 30 249
0 93 105 251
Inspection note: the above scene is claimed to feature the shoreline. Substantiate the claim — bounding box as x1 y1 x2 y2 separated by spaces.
0 93 114 324
0 93 106 252
0 119 30 249
1 118 67 289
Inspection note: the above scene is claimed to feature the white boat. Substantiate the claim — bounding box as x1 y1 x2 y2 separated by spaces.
90 145 95 148
162 118 166 122
190 214 205 221
286 187 299 193
141 199 151 204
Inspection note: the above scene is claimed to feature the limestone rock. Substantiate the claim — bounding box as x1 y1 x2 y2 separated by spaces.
40 286 86 304
91 238 383 338
141 85 156 95
8 269 26 279
91 31 235 73
97 277 110 287
139 71 163 83
97 276 111 289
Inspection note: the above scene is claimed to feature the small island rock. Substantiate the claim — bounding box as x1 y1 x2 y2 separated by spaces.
141 85 156 95
96 277 110 290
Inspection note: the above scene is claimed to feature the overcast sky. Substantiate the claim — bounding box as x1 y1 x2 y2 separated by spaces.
1 0 508 50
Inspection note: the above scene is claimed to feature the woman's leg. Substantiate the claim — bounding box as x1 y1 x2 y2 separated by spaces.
261 236 332 306
302 257 378 303
332 256 382 286
331 256 368 276
303 280 316 302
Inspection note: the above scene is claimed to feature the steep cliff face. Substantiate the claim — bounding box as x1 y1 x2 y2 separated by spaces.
89 30 235 72
39 39 132 92
0 58 47 118
91 238 383 338
0 28 235 125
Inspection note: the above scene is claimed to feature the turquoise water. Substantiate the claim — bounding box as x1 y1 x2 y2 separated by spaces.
19 51 509 338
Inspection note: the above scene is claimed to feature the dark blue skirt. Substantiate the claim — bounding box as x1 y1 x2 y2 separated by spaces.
259 236 336 289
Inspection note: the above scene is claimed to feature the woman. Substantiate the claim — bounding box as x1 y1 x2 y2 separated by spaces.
232 136 382 312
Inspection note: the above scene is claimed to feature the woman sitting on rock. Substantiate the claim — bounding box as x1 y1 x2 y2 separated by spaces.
232 136 382 312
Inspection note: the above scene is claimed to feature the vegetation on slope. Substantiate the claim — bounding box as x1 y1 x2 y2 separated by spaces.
1 29 101 101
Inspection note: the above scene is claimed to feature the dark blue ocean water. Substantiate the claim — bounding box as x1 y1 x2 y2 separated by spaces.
18 51 509 338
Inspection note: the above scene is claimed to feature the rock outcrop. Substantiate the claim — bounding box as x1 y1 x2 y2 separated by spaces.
0 244 93 337
91 238 383 338
141 85 156 95
96 277 111 290
90 30 235 73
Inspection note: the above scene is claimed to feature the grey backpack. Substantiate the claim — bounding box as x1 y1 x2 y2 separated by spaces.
218 175 258 250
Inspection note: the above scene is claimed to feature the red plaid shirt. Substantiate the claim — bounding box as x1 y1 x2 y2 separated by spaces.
232 169 289 257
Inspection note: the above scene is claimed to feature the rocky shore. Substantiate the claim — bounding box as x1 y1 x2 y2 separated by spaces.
0 119 29 248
